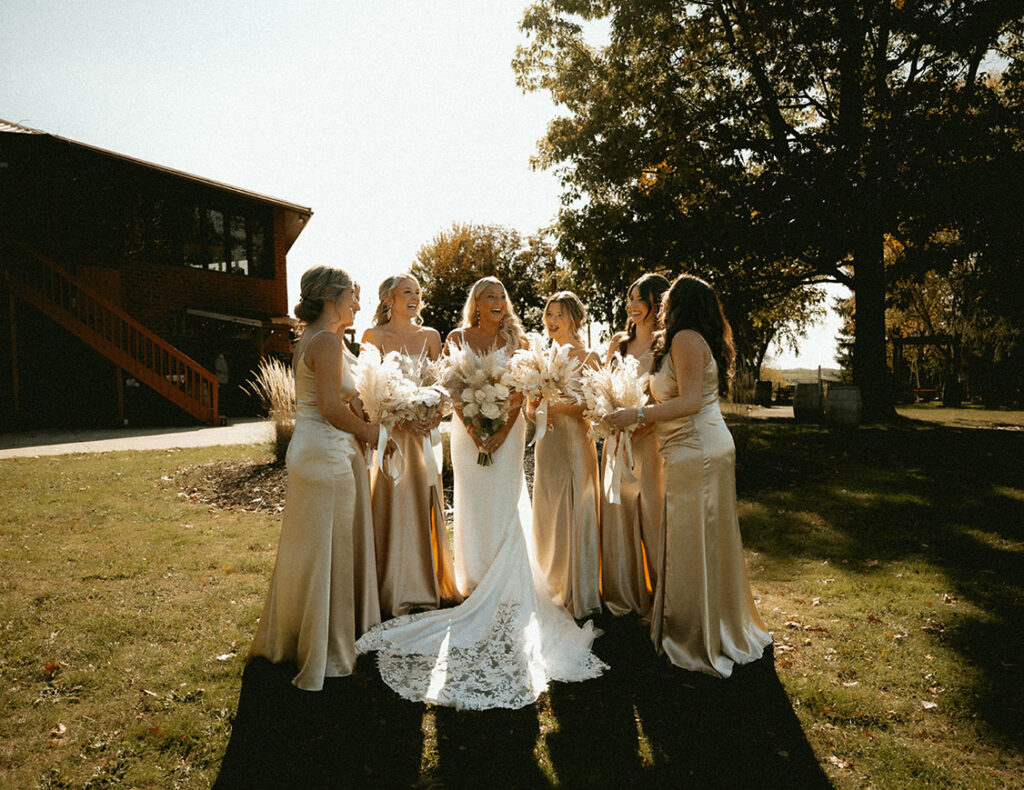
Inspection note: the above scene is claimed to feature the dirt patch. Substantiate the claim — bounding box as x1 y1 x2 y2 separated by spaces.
178 460 287 512
178 443 536 515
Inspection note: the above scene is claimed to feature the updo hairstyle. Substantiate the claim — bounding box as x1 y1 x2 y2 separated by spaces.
544 291 587 342
294 265 353 325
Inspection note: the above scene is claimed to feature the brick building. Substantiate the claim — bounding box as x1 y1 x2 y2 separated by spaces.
0 119 312 429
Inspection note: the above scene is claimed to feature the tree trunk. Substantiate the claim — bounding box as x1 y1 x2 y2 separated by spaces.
852 229 895 421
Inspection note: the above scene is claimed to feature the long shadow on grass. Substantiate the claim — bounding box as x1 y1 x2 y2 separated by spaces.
737 420 1024 748
216 617 828 788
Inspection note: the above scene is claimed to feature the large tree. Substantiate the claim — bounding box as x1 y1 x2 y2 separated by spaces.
411 223 568 337
515 1 1023 419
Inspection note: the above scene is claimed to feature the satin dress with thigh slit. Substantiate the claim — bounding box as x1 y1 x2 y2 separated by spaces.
531 411 602 619
600 349 665 617
371 418 460 617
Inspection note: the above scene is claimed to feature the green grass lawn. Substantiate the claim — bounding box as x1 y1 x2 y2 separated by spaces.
1 419 1021 788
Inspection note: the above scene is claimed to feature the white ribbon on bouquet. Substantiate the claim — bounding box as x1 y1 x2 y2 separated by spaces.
376 424 404 486
531 396 550 444
603 430 637 505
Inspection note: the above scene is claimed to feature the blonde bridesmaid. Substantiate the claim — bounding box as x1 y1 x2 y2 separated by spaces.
600 274 668 617
362 273 460 616
605 274 771 676
249 266 382 691
528 291 602 619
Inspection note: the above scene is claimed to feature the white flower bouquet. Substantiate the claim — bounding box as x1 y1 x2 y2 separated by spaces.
508 333 583 442
580 353 649 503
394 352 450 480
393 352 451 424
439 343 515 466
353 345 416 481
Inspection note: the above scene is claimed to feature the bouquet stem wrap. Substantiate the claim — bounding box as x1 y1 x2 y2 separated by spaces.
377 424 405 486
532 397 550 444
603 431 638 504
422 427 443 481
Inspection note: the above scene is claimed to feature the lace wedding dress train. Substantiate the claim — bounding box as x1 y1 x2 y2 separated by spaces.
356 414 606 710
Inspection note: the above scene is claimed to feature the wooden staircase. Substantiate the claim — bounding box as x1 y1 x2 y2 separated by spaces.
3 240 219 424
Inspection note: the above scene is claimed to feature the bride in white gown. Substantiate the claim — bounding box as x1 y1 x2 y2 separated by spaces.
356 277 606 710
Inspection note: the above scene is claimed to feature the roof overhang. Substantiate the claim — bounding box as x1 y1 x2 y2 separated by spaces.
0 118 313 250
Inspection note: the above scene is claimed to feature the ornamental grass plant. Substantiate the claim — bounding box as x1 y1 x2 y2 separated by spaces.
243 358 295 465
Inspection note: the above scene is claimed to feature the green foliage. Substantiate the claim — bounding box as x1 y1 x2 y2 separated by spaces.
515 1 1024 416
411 222 570 337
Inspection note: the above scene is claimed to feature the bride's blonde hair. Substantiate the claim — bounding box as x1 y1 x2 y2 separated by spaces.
460 276 526 350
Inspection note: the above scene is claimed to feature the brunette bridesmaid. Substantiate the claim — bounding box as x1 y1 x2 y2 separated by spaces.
362 273 460 616
249 266 381 691
605 274 771 676
600 274 669 617
528 291 602 619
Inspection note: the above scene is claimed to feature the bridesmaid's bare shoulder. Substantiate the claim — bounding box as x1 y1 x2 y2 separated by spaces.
670 330 710 365
605 332 629 363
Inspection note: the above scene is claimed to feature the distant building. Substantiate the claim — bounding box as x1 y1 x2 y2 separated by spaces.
0 119 312 429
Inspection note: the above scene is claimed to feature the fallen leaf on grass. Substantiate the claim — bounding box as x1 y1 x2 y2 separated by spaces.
42 662 60 679
921 700 938 710
827 754 851 769
49 723 67 738
867 614 883 624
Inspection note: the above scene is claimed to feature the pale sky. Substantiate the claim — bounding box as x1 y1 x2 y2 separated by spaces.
1 0 840 367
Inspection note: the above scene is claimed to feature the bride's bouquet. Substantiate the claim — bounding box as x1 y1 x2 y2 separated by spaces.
580 353 649 503
439 344 515 466
508 333 583 443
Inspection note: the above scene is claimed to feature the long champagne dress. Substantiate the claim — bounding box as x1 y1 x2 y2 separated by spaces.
248 334 381 691
648 335 771 677
599 349 665 617
532 408 602 619
370 381 460 616
356 407 607 710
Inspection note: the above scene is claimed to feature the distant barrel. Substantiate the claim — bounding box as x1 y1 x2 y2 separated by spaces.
793 383 822 421
825 384 862 427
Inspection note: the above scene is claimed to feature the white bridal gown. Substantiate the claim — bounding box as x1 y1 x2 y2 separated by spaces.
356 413 607 710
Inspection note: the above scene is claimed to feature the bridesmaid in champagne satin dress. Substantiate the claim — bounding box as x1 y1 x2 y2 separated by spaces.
528 292 602 619
605 274 771 677
362 274 460 617
249 266 382 691
599 274 669 617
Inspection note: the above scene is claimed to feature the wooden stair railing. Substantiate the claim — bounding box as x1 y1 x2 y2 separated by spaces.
3 241 219 424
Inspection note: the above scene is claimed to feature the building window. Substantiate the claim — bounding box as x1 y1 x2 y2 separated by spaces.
184 204 272 277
